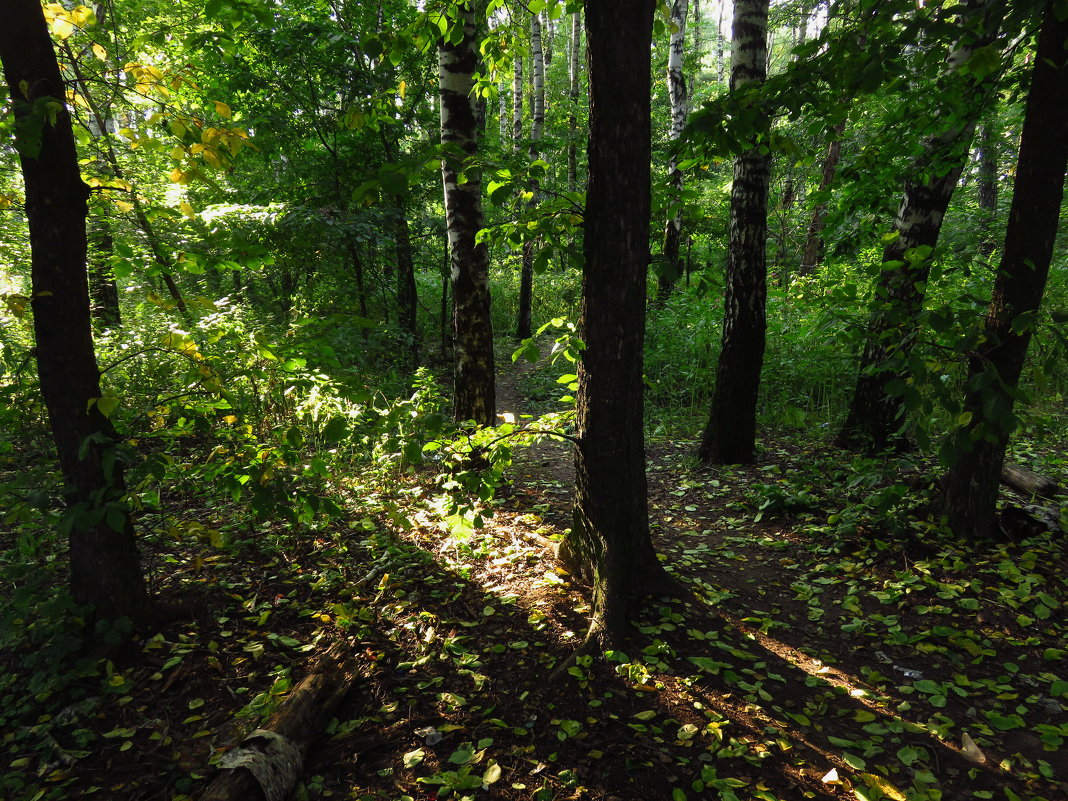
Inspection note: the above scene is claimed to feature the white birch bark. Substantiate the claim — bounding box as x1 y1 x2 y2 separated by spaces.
699 0 772 464
567 8 582 191
439 3 495 424
657 0 690 301
517 10 546 339
512 49 523 151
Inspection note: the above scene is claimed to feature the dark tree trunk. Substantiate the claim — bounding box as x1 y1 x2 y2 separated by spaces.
800 121 845 275
835 124 976 452
559 0 677 648
392 198 419 358
943 5 1068 539
517 242 534 339
698 0 772 465
836 0 1002 453
439 3 496 425
0 0 149 624
976 120 998 256
88 206 121 329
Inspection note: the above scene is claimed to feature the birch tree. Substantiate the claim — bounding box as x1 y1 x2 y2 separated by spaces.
567 8 582 191
558 0 677 647
657 0 690 303
836 0 1004 452
0 0 150 625
516 9 545 339
439 2 495 425
698 0 772 465
943 4 1068 539
512 35 523 147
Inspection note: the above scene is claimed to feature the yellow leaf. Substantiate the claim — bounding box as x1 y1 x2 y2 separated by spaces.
50 17 75 39
70 6 96 26
857 773 906 801
214 101 232 119
398 80 407 99
114 199 134 212
170 145 185 161
179 201 195 219
92 43 107 60
169 168 184 184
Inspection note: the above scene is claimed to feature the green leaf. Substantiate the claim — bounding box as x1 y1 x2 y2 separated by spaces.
896 745 922 766
688 656 730 674
449 746 474 765
842 752 866 771
322 416 348 443
403 748 425 768
380 170 408 196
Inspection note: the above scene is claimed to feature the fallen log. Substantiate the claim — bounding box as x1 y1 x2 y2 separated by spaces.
1001 462 1065 501
199 640 358 801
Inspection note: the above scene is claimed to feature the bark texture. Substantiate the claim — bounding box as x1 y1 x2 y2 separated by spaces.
512 48 523 148
698 0 771 465
560 0 676 647
517 10 546 340
439 3 495 425
943 5 1068 539
837 0 1002 453
199 641 358 801
567 9 582 191
800 121 845 275
0 0 149 624
658 0 690 303
392 198 418 358
976 120 998 256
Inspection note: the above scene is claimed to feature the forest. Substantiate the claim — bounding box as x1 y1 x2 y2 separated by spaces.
0 0 1066 799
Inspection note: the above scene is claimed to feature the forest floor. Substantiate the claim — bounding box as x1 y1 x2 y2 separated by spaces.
3 350 1067 801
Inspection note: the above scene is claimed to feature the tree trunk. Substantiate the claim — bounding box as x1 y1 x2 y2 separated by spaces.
440 3 495 425
799 121 845 275
512 48 523 149
517 10 546 340
88 204 122 329
560 0 678 649
976 119 998 256
199 641 358 801
392 198 419 359
0 0 149 625
567 8 582 192
1001 463 1064 502
943 5 1068 539
698 0 772 465
657 0 690 304
716 0 726 86
837 0 1002 453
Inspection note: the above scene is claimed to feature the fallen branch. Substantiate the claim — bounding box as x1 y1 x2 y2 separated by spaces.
1001 462 1065 501
199 640 358 801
